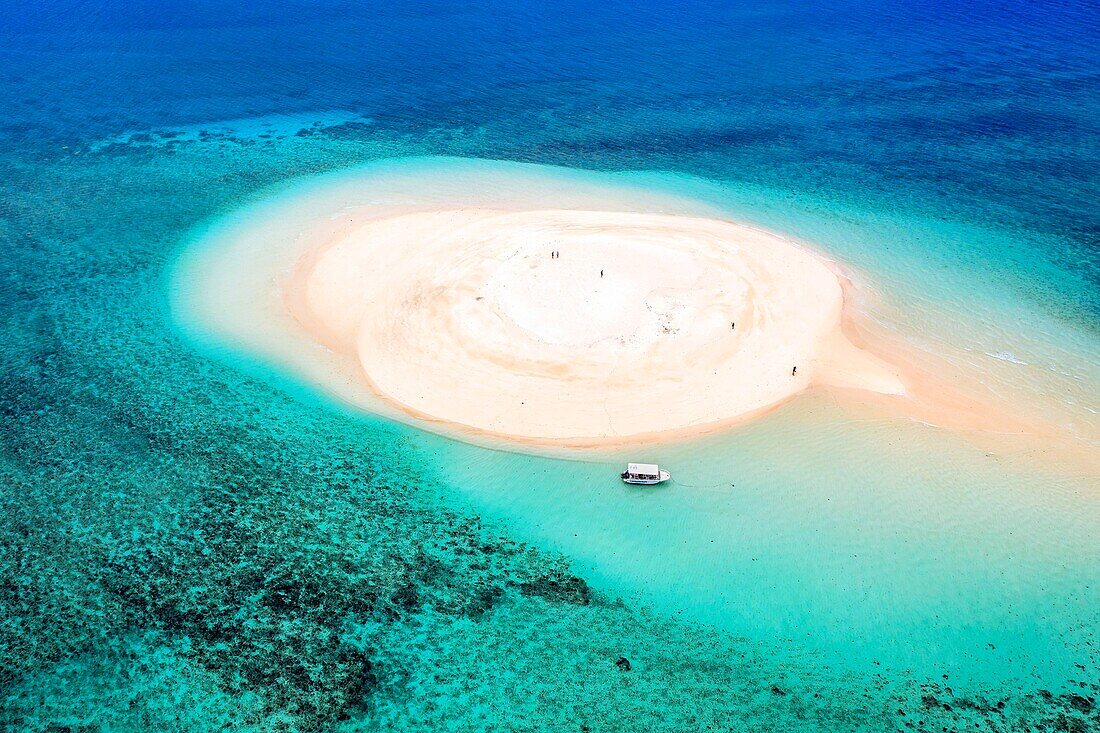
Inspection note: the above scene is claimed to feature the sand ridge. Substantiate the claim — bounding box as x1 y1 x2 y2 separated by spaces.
288 208 905 444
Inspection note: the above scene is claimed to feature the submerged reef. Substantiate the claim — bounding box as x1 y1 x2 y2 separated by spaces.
0 130 1097 733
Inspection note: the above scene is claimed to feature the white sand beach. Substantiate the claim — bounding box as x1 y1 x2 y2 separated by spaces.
286 208 905 444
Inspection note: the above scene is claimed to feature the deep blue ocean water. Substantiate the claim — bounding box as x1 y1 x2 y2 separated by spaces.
1 1 1098 731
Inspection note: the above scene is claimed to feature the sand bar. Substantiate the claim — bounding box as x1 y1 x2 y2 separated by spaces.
288 208 904 443
171 158 1098 463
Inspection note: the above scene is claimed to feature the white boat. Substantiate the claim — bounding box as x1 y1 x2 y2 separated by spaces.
620 463 671 485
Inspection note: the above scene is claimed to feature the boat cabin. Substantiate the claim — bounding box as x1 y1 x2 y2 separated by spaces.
621 463 671 485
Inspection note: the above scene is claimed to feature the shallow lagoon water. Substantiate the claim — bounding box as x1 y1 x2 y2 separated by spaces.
425 397 1099 686
174 154 1099 693
2 0 1099 730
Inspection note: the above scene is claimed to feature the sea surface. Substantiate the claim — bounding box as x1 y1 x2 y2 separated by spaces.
2 1 1098 731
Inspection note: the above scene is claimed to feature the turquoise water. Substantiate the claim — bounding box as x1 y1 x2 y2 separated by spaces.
3 2 1099 731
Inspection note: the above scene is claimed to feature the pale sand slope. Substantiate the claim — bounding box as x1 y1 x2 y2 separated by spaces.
289 208 905 443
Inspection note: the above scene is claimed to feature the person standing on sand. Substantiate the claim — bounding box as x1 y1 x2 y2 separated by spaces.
792 366 797 376
601 270 604 278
